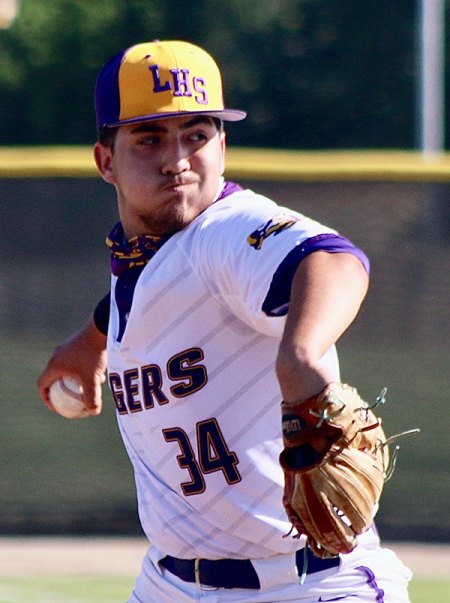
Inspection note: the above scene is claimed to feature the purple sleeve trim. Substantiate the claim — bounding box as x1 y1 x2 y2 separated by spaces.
262 234 370 317
356 566 385 602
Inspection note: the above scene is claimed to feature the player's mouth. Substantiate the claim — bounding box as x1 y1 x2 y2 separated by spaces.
161 177 197 192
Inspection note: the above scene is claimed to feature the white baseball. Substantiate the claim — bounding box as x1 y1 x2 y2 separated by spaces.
49 377 89 419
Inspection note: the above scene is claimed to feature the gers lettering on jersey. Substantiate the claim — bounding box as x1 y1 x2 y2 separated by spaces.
149 63 208 105
247 214 298 250
109 347 208 414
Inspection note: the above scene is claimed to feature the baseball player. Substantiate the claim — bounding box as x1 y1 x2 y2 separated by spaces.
38 40 412 602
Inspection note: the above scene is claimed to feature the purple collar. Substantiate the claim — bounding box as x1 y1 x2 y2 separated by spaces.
106 180 243 276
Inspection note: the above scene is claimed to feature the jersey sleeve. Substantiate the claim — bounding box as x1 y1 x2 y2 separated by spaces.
93 292 111 335
188 191 369 337
262 233 370 317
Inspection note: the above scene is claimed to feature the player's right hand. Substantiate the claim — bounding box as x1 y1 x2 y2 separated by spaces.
37 316 107 416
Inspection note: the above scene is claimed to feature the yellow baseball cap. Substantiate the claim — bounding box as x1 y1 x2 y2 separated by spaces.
95 40 247 129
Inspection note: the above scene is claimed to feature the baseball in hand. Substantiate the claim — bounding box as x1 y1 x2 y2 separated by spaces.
49 377 89 419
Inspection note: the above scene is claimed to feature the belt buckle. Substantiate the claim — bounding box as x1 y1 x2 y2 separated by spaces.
194 558 218 591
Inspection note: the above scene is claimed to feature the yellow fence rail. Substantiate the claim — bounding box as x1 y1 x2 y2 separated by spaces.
1 146 450 181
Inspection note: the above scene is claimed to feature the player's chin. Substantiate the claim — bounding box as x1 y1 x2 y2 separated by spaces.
158 201 203 231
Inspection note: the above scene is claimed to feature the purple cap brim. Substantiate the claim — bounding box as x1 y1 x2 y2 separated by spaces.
102 109 247 129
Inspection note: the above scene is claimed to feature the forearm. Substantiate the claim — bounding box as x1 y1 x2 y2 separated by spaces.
276 251 369 402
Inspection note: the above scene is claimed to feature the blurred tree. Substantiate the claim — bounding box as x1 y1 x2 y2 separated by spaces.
204 0 416 148
0 0 428 148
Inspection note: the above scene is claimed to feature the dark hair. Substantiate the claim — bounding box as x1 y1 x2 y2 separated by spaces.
97 117 223 151
97 126 118 149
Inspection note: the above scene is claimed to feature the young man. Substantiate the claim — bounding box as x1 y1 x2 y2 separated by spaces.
38 40 412 602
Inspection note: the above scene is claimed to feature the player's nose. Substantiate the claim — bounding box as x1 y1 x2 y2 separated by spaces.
160 139 190 175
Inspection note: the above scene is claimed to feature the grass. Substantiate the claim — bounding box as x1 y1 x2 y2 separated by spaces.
0 576 448 603
0 576 133 603
409 579 450 603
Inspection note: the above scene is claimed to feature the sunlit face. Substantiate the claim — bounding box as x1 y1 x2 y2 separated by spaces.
94 115 226 238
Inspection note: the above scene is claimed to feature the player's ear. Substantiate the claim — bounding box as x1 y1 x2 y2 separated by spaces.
93 142 115 184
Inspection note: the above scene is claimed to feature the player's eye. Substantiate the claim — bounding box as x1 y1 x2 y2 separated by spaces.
191 131 208 140
137 135 161 146
188 131 209 143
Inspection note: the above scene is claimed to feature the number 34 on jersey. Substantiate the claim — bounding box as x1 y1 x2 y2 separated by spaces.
108 346 242 496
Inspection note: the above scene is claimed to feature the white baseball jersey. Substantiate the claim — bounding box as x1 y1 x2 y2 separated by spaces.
106 182 370 561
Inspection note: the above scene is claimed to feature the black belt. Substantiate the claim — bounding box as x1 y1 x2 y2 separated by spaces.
160 548 340 590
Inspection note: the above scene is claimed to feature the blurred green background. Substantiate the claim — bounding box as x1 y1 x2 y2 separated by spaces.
0 0 449 545
0 0 441 149
0 175 448 543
